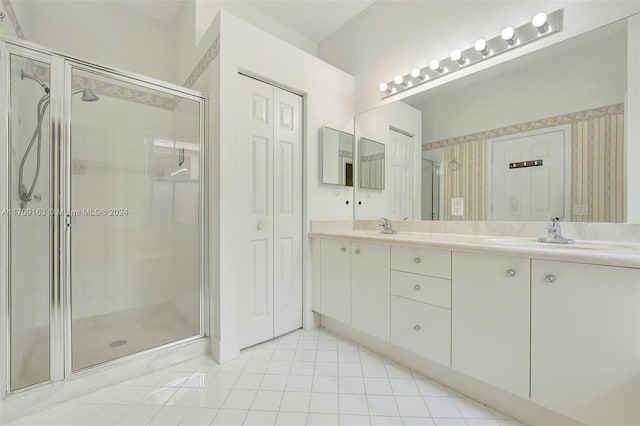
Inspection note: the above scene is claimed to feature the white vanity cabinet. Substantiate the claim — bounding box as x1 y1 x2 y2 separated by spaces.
451 252 531 399
531 260 640 425
319 238 351 324
312 233 640 425
351 241 391 341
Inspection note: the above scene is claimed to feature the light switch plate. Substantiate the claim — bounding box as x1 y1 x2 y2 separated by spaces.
451 197 464 217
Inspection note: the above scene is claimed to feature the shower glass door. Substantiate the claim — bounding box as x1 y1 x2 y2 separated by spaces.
5 50 53 391
67 65 204 372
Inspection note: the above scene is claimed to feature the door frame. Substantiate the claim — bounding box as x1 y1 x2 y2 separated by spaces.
486 124 571 221
237 70 306 336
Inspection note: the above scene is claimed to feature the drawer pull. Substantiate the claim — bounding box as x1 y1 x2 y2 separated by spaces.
413 324 421 331
413 284 421 291
354 249 360 255
340 247 346 252
545 274 556 283
413 257 421 264
506 269 516 277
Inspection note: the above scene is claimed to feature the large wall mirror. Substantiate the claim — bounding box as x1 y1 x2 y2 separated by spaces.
354 16 638 223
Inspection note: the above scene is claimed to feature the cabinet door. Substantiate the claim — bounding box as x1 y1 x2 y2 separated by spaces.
319 239 351 324
351 241 391 341
531 260 640 425
451 252 530 399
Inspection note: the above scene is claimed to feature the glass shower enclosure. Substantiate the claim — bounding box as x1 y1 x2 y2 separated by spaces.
0 39 207 394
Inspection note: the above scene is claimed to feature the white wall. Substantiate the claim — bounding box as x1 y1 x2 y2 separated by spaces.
195 0 317 56
354 101 422 220
214 10 354 361
415 28 627 143
4 1 177 84
0 0 31 39
318 1 640 113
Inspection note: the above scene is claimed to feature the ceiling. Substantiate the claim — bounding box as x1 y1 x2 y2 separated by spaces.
245 0 375 42
115 0 375 42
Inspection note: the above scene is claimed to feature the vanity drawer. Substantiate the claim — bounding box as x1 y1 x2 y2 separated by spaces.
391 270 451 309
391 245 451 279
391 295 451 366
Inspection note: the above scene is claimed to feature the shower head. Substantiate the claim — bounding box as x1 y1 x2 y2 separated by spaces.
21 70 50 94
80 88 99 102
72 88 100 102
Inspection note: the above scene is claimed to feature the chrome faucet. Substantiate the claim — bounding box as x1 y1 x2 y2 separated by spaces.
379 217 397 234
538 217 574 244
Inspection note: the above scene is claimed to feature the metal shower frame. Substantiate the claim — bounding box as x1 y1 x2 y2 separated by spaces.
0 37 209 397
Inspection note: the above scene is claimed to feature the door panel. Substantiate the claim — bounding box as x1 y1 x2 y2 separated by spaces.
388 130 414 220
68 67 202 371
273 87 303 337
452 252 530 399
319 239 351 324
238 76 275 348
491 130 565 220
8 53 52 390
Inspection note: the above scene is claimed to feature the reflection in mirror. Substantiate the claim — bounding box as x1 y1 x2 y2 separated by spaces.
354 17 637 223
321 126 354 186
359 138 385 190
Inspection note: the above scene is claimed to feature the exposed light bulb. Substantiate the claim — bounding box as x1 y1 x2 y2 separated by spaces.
429 59 445 74
532 12 549 34
450 49 465 65
394 74 409 87
379 82 388 92
474 39 490 56
411 67 426 80
501 26 517 46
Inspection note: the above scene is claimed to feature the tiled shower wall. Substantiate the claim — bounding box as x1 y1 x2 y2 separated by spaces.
425 104 626 222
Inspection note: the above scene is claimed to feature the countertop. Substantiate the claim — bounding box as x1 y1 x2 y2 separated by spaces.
309 230 640 269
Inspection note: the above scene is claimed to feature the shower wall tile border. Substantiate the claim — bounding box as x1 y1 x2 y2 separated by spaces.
1 0 25 39
423 103 625 150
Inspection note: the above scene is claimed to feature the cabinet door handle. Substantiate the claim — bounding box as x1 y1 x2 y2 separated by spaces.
414 324 421 331
340 247 346 252
506 269 516 277
257 223 264 231
413 257 421 264
354 249 360 255
545 274 556 283
414 284 421 291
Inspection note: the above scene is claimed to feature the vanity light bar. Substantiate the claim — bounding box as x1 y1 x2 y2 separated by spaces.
379 9 563 99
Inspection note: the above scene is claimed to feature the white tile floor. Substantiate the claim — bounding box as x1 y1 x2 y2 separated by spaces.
10 328 526 426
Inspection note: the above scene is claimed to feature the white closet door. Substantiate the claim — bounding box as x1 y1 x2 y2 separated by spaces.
490 130 565 221
238 75 275 348
388 129 414 220
273 87 303 337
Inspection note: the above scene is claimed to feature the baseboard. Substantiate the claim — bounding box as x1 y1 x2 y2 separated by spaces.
303 310 321 330
320 315 580 426
210 334 240 363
